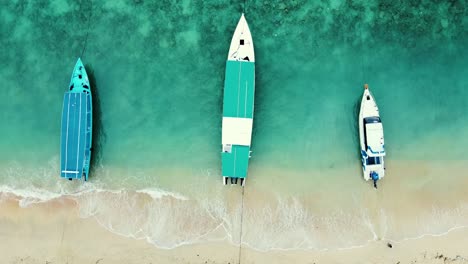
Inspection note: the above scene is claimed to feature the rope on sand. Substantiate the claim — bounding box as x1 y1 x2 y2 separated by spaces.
238 187 245 264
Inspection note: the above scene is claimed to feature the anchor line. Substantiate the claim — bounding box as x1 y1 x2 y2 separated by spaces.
360 15 366 83
81 0 93 58
238 187 245 264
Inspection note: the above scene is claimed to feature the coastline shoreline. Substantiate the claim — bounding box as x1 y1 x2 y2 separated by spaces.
1 160 468 248
1 197 468 263
1 160 468 262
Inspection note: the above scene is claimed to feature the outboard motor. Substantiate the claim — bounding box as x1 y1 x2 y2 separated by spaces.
371 171 379 189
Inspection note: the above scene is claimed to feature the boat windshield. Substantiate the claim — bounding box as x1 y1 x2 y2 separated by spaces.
367 156 382 165
364 117 381 124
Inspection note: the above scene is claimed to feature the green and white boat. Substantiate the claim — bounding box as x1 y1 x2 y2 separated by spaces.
221 14 255 186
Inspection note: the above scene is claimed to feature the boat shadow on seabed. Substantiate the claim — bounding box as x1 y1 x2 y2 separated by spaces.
85 64 106 180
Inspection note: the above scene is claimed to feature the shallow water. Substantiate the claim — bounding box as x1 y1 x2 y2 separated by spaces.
1 0 468 251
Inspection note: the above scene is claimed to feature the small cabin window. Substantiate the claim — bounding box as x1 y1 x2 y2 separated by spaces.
79 74 82 79
364 117 381 124
240 39 244 45
367 156 381 165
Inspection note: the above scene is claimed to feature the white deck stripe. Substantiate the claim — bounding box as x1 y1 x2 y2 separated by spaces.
237 62 242 116
65 93 71 170
244 80 248 117
251 76 255 114
76 94 82 173
233 148 237 177
84 94 88 170
221 117 252 146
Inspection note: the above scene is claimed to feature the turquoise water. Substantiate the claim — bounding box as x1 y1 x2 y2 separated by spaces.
1 0 468 250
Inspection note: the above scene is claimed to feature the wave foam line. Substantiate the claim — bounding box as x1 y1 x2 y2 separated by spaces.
388 225 468 245
2 185 468 252
0 184 189 207
242 225 468 253
91 215 229 250
0 185 64 207
136 188 188 201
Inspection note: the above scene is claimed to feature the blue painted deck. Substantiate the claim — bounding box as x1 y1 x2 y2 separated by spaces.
60 92 92 180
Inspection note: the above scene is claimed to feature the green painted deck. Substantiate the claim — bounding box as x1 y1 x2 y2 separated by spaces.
222 145 250 178
222 60 255 179
222 60 255 118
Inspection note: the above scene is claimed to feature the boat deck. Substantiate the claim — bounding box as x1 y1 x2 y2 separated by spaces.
222 60 255 118
60 92 92 180
222 145 250 178
222 60 255 180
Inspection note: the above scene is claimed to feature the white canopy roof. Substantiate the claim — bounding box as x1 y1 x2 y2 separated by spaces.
222 117 253 146
365 123 385 156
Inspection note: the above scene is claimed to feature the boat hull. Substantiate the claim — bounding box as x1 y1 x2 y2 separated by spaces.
358 86 385 182
221 14 255 186
60 59 92 181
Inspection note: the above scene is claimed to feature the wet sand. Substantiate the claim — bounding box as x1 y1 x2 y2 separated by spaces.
1 192 468 264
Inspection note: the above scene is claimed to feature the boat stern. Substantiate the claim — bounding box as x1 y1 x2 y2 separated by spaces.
222 145 250 186
362 164 385 180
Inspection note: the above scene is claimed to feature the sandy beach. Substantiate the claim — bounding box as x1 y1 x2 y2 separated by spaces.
2 160 468 264
1 194 467 264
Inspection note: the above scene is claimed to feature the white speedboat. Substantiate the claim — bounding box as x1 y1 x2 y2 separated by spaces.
358 84 385 188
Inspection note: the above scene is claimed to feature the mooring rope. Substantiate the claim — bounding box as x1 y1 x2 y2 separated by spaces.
80 0 93 58
237 186 245 264
238 2 248 263
360 14 367 84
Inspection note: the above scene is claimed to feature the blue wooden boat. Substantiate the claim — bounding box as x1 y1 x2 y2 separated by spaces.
60 58 92 181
